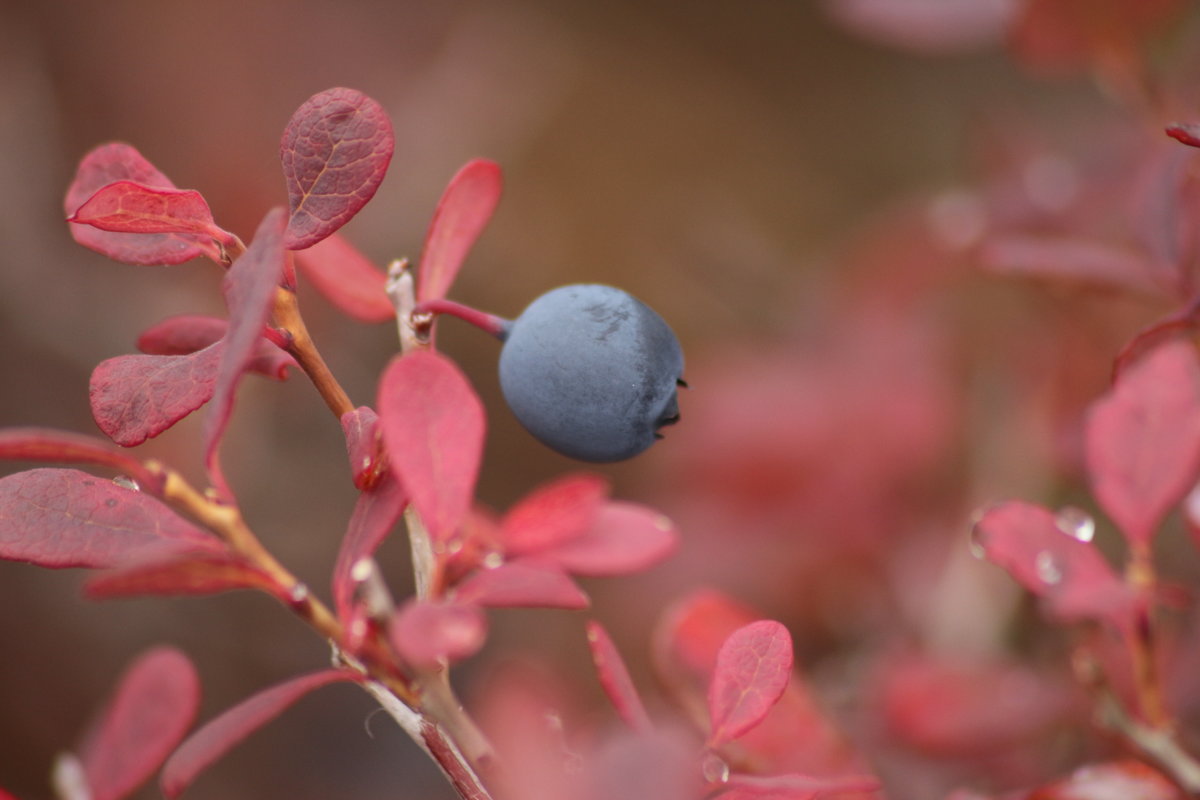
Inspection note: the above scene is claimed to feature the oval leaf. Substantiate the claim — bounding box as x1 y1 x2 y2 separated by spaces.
544 502 679 577
69 181 231 246
85 551 281 601
79 647 201 800
64 143 220 265
707 620 794 747
454 559 589 609
293 233 393 322
331 472 408 622
0 468 217 568
1086 339 1200 546
137 316 296 380
586 621 652 732
417 159 503 303
0 427 156 489
280 88 394 250
160 670 361 798
340 406 384 491
389 599 487 670
501 473 610 556
377 350 485 542
91 348 222 447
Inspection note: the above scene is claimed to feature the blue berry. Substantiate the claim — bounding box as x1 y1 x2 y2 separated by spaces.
498 284 684 462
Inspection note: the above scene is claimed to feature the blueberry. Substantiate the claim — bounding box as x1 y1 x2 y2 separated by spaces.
497 284 684 462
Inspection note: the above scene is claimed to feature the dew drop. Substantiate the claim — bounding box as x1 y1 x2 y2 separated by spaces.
482 551 504 569
289 583 310 604
1055 506 1095 542
112 475 140 492
967 514 988 560
701 753 730 784
1034 551 1063 585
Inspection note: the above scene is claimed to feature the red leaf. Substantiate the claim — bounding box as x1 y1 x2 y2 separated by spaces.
340 406 384 490
280 88 394 250
971 501 1136 626
1167 123 1200 149
0 468 218 568
90 347 222 447
500 473 610 556
85 550 282 601
454 559 590 609
1026 759 1182 800
331 472 407 622
1086 340 1200 546
0 427 157 490
978 235 1168 299
390 599 487 670
64 143 221 265
377 350 485 542
822 0 1015 55
293 233 393 322
707 620 794 747
586 620 652 732
717 771 882 799
544 501 679 577
203 208 287 492
417 159 503 304
68 181 233 246
160 670 361 799
137 316 295 380
78 647 200 800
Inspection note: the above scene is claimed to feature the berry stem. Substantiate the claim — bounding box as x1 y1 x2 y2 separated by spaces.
413 298 511 340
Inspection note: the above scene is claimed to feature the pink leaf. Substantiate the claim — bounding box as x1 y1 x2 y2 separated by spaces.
340 406 384 490
544 502 679 577
500 473 610 556
79 647 200 800
1167 123 1200 149
717 771 882 799
137 316 296 380
68 181 233 247
0 468 218 568
85 550 283 601
280 88 394 250
377 350 485 542
822 0 1016 55
971 501 1137 626
64 143 221 265
293 233 393 322
390 599 487 670
90 347 222 447
1086 340 1200 546
707 620 794 747
331 472 407 622
417 159 503 303
586 620 652 732
0 427 157 490
454 559 590 609
978 235 1168 299
203 207 287 493
160 670 361 799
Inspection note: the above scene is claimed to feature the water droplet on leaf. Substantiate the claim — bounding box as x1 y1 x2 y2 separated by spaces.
112 475 141 491
701 753 730 784
1055 506 1095 542
1035 551 1063 585
967 517 988 559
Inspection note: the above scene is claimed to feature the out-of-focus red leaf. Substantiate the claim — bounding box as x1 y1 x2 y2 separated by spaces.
137 316 296 380
160 670 361 799
707 620 794 747
331 472 407 622
64 143 221 265
1167 123 1200 149
0 427 157 489
292 233 393 322
85 550 282 601
0 787 18 799
717 771 882 799
78 647 200 800
500 473 609 556
203 208 287 494
545 502 679 577
68 181 233 245
822 0 1016 55
0 468 218 568
91 348 222 447
416 159 502 304
971 501 1136 626
280 88 394 250
389 599 487 670
377 350 485 542
586 620 652 732
978 235 1168 299
1026 759 1182 799
1086 340 1200 546
454 559 589 609
340 406 383 490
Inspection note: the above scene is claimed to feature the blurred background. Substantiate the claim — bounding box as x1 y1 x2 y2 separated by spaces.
3 1 1200 798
